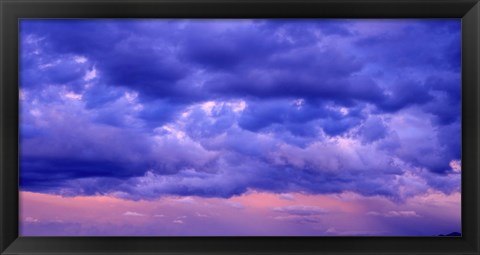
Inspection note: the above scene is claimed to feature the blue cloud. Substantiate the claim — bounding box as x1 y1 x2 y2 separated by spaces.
18 19 461 201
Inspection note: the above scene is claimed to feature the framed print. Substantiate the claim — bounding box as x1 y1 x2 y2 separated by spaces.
1 0 479 254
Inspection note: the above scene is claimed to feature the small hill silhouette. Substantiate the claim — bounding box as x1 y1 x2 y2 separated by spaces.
438 232 461 236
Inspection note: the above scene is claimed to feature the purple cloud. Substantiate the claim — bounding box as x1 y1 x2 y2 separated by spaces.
19 19 461 204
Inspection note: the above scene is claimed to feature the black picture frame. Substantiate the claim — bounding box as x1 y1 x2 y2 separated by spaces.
1 0 479 254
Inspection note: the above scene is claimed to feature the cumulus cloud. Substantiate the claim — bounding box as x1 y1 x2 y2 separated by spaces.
19 19 461 204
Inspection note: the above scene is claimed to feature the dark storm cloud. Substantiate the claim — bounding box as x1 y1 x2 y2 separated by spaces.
358 116 388 144
19 19 461 201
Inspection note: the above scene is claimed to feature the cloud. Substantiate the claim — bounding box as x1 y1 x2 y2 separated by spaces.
24 217 40 223
273 205 328 216
226 201 245 209
195 212 208 217
83 66 97 81
449 160 461 173
122 211 145 217
279 193 295 201
18 19 461 203
19 190 461 236
367 210 421 218
357 116 388 144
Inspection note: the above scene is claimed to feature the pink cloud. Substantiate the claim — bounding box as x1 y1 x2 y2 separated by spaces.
20 190 460 236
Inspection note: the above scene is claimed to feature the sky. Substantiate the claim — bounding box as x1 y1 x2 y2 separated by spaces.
19 19 461 236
